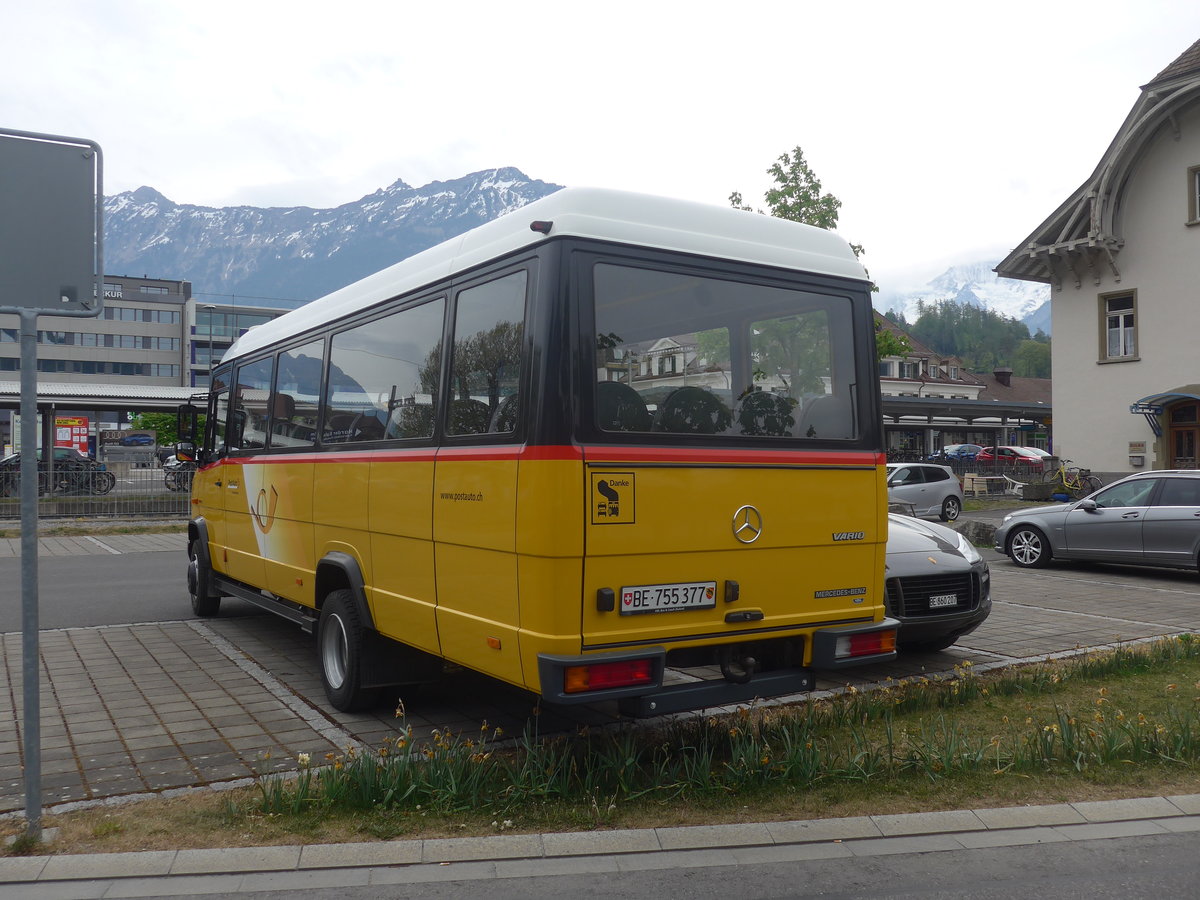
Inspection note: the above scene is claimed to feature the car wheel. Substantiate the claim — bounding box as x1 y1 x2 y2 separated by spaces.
939 496 961 522
901 635 958 652
318 589 381 712
1008 525 1050 568
187 540 221 617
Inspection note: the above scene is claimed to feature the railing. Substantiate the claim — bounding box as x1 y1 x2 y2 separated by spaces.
0 463 192 520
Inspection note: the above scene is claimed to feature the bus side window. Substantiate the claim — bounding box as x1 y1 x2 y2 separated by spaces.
327 298 444 443
231 356 274 451
447 271 526 437
268 339 322 448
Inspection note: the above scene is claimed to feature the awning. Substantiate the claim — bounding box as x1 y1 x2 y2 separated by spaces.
1129 386 1200 437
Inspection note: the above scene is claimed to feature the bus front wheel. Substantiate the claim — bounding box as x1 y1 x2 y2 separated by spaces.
188 541 220 617
318 590 380 712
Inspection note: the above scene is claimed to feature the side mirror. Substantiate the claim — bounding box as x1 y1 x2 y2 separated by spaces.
1076 498 1098 512
174 441 196 463
177 403 200 443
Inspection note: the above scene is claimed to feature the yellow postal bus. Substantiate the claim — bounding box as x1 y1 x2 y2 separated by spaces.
177 188 897 715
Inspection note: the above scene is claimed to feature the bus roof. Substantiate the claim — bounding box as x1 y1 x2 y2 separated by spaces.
223 187 869 363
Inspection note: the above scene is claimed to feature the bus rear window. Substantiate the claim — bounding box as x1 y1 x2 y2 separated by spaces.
592 263 857 440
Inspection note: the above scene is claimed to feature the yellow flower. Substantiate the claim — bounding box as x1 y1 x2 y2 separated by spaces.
296 753 311 768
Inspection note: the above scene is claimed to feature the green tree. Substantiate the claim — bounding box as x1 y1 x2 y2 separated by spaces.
730 145 865 258
1012 338 1052 378
874 321 912 359
731 146 894 363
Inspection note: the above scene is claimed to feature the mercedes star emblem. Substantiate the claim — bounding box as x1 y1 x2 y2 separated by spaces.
732 505 763 544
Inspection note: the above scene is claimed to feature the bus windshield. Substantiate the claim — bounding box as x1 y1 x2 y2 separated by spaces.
592 262 858 440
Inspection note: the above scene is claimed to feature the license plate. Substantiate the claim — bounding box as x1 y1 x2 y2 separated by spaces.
928 593 959 609
620 581 717 615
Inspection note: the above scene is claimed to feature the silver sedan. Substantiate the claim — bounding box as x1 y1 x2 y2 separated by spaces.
994 470 1200 571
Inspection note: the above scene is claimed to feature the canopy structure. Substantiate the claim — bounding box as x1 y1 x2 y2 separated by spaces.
1129 385 1200 436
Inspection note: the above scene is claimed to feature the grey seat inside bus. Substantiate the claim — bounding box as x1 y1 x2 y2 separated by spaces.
596 381 651 432
449 398 491 435
653 386 732 435
386 404 435 439
736 390 796 436
489 394 519 433
797 394 852 439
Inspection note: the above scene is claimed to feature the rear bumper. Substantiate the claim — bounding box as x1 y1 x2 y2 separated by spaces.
538 617 899 715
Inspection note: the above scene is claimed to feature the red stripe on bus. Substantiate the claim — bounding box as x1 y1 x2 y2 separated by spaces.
581 446 884 466
201 445 880 467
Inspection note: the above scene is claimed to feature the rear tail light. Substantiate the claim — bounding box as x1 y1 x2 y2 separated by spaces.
835 629 897 660
564 658 655 694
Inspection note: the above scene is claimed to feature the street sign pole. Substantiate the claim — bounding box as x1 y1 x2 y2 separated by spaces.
17 307 41 838
0 128 104 843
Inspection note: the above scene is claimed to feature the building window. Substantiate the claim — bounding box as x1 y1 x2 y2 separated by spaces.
878 360 892 377
1100 292 1137 361
140 285 169 294
949 365 959 380
1189 165 1200 225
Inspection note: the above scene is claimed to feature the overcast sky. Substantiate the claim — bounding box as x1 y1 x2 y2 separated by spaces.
4 1 1200 292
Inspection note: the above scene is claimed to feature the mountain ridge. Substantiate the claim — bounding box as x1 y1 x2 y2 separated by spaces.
876 261 1051 336
103 167 563 306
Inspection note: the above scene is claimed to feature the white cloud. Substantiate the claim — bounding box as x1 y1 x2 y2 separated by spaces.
4 0 1199 291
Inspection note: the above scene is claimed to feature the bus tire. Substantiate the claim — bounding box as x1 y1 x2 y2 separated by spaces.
188 540 221 617
318 589 380 712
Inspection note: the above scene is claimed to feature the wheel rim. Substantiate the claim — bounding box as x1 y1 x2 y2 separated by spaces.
1010 530 1041 565
321 613 349 690
945 498 960 520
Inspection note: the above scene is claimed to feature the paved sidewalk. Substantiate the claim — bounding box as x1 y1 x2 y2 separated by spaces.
0 531 186 558
2 508 1199 892
2 795 1198 895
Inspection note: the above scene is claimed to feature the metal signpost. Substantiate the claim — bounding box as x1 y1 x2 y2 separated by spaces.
0 128 104 841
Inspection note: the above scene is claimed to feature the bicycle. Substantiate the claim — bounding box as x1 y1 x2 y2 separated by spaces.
1042 458 1103 499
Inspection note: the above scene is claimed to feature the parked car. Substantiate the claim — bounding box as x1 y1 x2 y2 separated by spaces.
886 513 991 651
995 470 1200 571
886 462 963 521
927 443 983 462
976 446 1046 470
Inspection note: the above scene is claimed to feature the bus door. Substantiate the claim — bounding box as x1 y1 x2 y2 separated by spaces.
432 270 527 686
219 357 273 588
194 373 231 572
256 341 322 604
321 298 445 655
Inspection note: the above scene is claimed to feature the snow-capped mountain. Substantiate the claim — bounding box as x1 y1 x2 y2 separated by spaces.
103 168 563 306
876 260 1051 335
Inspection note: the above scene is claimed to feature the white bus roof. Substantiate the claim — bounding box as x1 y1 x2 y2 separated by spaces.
224 187 869 363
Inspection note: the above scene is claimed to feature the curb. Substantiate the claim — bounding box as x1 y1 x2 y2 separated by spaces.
2 795 1199 888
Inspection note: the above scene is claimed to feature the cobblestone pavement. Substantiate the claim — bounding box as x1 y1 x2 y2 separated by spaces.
3 526 1200 817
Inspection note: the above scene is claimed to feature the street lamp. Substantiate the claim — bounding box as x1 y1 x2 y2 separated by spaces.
201 304 216 387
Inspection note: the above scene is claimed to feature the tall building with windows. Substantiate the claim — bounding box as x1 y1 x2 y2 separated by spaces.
189 302 285 389
0 274 290 388
0 274 189 385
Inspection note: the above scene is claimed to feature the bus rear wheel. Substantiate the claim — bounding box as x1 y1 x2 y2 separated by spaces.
318 589 380 712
